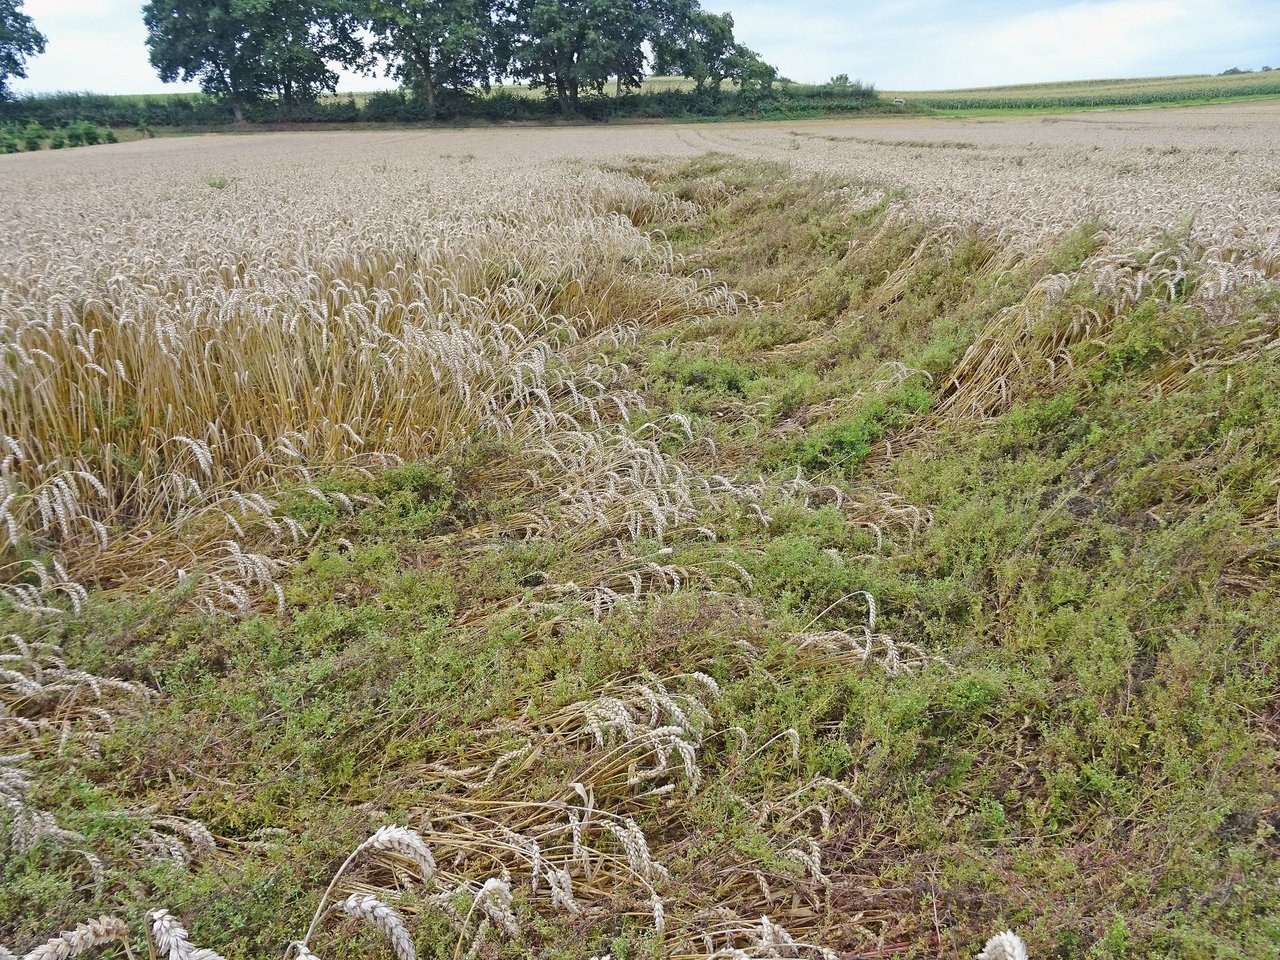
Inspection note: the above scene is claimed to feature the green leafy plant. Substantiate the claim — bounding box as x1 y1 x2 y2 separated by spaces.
21 119 45 151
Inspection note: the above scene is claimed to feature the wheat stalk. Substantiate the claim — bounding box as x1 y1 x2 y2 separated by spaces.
331 894 415 960
147 910 225 960
302 825 436 946
11 916 132 960
976 931 1029 960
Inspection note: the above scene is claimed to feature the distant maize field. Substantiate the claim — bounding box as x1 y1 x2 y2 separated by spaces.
886 69 1280 110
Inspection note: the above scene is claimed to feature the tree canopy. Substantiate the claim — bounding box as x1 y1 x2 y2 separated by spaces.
141 0 780 116
367 0 499 116
142 0 367 120
0 0 46 100
495 0 766 112
653 5 734 94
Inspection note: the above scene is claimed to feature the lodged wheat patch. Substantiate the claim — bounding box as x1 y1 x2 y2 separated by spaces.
3 108 1279 959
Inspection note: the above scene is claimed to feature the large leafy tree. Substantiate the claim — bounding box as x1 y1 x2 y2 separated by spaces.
143 0 366 120
591 0 654 96
0 0 46 100
652 5 737 96
731 43 776 97
509 0 588 113
510 0 670 113
367 0 497 117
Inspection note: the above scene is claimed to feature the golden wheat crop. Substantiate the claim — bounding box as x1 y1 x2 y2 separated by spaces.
0 140 732 610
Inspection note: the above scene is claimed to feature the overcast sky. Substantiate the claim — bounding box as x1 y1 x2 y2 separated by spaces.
11 0 1280 95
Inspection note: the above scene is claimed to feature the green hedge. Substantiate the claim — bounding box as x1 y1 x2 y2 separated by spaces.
0 84 884 130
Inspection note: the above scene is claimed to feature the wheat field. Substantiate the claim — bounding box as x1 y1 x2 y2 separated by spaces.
2 104 1278 959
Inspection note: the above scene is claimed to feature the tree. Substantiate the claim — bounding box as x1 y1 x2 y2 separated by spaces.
593 0 655 96
653 3 778 104
652 6 737 96
730 44 775 98
509 0 591 113
510 0 668 113
367 0 497 117
143 0 367 121
0 0 46 100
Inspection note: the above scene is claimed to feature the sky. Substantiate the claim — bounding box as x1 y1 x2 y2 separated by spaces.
10 0 1280 96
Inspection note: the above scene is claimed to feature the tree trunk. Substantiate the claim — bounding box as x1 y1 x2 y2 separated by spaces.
231 99 245 123
419 47 437 121
556 76 570 114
